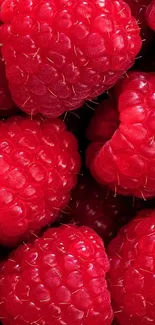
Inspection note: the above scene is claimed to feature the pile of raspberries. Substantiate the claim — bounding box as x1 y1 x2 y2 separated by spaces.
1 0 155 324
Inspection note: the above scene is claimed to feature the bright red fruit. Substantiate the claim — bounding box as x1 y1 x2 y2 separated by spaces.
65 173 137 244
0 0 141 118
0 51 14 114
146 0 155 31
86 71 155 199
0 116 81 247
125 0 153 47
0 225 113 325
108 209 155 325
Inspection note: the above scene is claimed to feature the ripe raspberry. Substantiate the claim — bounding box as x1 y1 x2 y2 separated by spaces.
146 0 155 31
0 0 142 118
124 0 153 48
108 209 155 325
0 116 81 247
0 50 14 114
0 225 113 325
63 172 138 244
86 71 155 199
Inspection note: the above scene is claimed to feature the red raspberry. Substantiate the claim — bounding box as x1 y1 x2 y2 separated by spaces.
0 225 113 325
108 209 155 325
146 0 155 31
64 173 138 244
0 0 141 118
86 71 155 199
0 50 14 114
0 116 81 247
124 0 153 48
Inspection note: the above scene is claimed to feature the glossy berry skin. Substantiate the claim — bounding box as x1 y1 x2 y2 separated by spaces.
0 116 81 247
0 225 113 325
0 0 142 118
0 51 14 114
108 209 155 325
65 173 138 244
146 0 155 31
87 71 155 199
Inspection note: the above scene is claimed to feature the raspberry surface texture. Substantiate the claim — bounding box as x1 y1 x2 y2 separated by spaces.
65 172 138 244
108 209 155 325
0 50 14 113
87 71 155 199
0 116 81 247
0 225 113 325
146 0 155 31
125 0 153 48
0 0 142 117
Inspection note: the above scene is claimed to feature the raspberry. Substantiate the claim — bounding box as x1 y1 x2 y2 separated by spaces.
0 116 81 247
86 71 155 199
125 0 153 48
63 172 138 244
0 225 113 325
146 0 155 31
0 50 14 114
0 0 141 118
108 209 155 325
